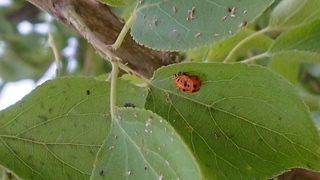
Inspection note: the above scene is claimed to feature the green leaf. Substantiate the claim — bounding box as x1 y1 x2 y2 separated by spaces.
0 77 146 179
268 19 320 65
145 62 320 179
91 108 201 180
270 51 320 64
268 58 300 85
269 19 320 54
132 0 274 51
270 0 320 28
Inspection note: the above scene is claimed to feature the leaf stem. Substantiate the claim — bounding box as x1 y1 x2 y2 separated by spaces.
110 60 119 116
223 27 271 63
48 26 60 78
241 52 270 64
110 13 136 51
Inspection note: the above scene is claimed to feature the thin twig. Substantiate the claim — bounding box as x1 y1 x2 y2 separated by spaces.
110 60 119 115
48 26 61 77
241 52 270 64
224 27 271 63
110 13 136 51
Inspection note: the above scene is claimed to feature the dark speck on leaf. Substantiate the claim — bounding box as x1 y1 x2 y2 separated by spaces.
86 90 90 95
124 103 135 108
99 170 104 175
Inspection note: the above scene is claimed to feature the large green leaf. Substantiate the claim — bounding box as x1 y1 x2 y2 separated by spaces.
269 0 320 28
145 62 320 179
132 0 274 51
0 77 146 179
91 108 201 179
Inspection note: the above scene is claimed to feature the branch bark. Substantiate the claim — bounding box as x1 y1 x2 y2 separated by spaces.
27 0 176 78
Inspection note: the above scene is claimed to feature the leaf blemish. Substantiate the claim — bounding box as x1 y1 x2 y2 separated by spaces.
38 115 48 121
99 170 104 175
153 19 159 25
195 32 201 38
214 133 220 139
187 6 196 21
230 7 236 17
141 138 145 147
127 170 133 176
165 160 170 166
238 21 247 28
146 116 152 128
173 7 177 13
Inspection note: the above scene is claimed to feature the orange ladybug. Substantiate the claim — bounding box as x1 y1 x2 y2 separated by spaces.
173 72 202 93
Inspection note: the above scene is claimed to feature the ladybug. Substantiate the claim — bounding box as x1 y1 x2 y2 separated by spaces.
173 72 202 93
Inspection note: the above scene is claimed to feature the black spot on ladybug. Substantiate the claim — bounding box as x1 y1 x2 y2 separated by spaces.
124 103 135 108
86 90 90 95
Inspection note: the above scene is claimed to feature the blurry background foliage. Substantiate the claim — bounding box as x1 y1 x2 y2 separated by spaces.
0 0 111 91
0 1 320 125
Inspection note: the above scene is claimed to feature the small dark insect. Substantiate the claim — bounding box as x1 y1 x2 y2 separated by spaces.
124 103 135 108
86 90 90 95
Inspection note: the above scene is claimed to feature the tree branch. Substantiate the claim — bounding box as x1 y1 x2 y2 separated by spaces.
27 0 177 78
